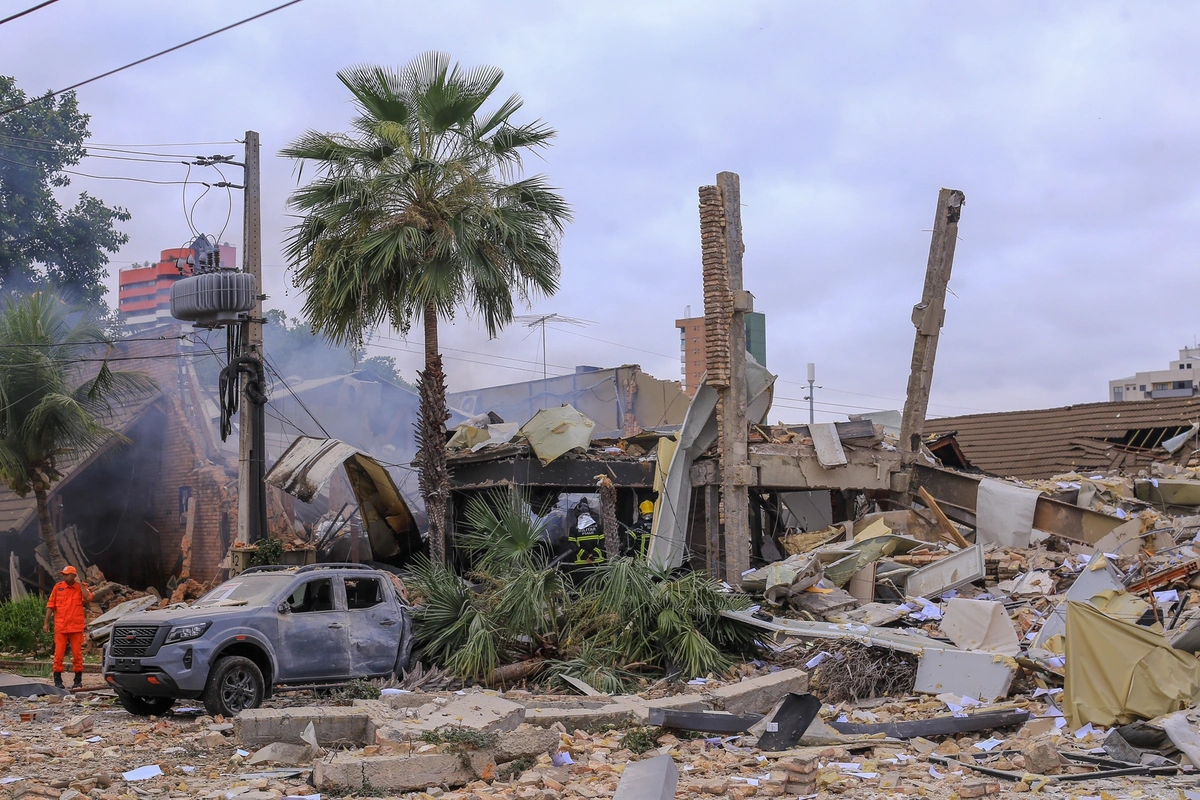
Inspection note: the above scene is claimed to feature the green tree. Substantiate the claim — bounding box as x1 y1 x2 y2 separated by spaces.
0 292 156 574
281 53 570 562
0 76 131 308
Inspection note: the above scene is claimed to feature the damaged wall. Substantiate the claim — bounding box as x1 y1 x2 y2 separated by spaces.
448 365 690 439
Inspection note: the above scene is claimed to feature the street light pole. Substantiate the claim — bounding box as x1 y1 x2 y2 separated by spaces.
806 362 815 425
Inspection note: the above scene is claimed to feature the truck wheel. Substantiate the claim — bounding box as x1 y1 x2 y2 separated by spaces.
202 656 264 717
116 691 175 717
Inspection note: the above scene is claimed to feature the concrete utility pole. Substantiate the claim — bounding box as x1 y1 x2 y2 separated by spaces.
236 130 266 545
700 172 753 585
898 188 965 460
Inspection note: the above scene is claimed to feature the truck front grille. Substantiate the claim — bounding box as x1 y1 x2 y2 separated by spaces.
110 625 161 658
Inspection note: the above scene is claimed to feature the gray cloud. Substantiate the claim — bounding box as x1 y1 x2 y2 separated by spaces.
5 1 1198 422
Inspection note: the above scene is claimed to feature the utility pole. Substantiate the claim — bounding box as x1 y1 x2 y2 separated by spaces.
806 362 815 425
898 188 965 460
236 130 267 545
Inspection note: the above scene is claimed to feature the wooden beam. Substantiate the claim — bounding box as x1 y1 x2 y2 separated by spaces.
917 485 971 548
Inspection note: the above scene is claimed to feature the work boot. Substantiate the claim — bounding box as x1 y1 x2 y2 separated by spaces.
72 672 83 689
53 672 64 689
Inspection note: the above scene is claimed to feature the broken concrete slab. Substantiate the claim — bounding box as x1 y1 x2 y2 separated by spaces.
613 754 679 800
235 706 373 748
913 649 1017 702
709 668 809 715
371 693 526 740
314 752 477 793
523 702 635 730
491 725 562 762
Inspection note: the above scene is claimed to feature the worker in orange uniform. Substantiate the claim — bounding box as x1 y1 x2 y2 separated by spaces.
42 565 94 689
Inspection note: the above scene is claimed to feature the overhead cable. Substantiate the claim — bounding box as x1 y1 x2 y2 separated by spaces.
0 0 308 119
0 0 60 27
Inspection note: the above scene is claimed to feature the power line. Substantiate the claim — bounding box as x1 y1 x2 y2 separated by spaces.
262 354 332 438
0 0 308 119
0 0 59 27
0 152 193 184
0 132 236 158
0 138 192 164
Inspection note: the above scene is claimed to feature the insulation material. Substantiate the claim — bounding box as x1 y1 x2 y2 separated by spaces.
518 405 597 465
976 477 1040 548
1063 600 1200 729
941 599 1021 656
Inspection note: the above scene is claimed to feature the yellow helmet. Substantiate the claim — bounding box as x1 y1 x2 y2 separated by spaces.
639 500 655 515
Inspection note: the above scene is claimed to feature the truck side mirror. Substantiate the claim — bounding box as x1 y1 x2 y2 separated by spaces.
277 601 291 615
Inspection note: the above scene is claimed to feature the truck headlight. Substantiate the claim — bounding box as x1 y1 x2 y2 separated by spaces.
165 622 211 643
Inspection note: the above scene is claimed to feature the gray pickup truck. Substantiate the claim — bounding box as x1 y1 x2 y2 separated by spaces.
101 564 413 717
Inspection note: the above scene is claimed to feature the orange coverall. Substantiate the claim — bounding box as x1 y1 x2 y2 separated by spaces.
46 580 93 673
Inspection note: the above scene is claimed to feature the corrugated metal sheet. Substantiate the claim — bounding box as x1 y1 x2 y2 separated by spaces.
925 397 1200 479
265 436 419 560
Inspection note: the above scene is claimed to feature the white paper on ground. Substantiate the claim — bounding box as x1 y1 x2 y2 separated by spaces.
977 477 1040 548
122 765 163 781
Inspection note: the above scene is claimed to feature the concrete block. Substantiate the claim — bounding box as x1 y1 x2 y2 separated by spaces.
613 754 679 800
235 706 373 747
492 725 562 761
913 650 1016 702
710 669 810 715
611 693 711 724
314 753 475 792
524 702 635 730
421 694 525 732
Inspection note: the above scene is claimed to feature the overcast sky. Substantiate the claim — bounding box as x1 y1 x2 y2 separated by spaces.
4 1 1197 423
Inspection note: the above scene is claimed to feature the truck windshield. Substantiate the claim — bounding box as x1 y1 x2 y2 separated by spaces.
192 575 292 607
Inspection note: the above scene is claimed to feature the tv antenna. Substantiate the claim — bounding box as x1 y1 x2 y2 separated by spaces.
515 313 594 380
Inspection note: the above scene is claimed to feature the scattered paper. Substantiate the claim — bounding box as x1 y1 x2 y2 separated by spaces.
236 748 250 757
380 688 410 695
1074 722 1094 739
122 765 163 781
805 651 832 669
929 766 944 779
86 735 102 742
180 766 196 774
974 738 1004 751
848 772 880 779
552 750 574 766
0 777 24 785
1155 590 1180 603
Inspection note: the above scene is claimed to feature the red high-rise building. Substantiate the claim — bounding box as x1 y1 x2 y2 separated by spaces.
118 243 236 327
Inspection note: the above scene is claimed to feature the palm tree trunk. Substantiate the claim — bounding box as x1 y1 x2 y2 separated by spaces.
34 485 67 576
416 302 451 563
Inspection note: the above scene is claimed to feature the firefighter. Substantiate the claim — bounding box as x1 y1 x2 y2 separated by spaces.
567 497 605 565
631 499 655 557
42 565 93 689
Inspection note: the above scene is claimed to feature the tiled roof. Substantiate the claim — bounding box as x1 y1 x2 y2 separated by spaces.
924 396 1200 480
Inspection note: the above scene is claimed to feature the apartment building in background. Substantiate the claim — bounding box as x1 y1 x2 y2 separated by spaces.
676 310 766 396
118 242 237 327
1109 346 1200 401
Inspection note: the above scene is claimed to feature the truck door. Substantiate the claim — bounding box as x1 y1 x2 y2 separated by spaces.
344 575 402 676
275 576 350 681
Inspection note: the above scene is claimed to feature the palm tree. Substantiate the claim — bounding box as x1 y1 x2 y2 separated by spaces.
281 52 571 562
0 292 156 574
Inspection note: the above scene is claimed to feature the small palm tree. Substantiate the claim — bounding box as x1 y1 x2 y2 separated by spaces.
282 52 571 562
0 292 156 574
